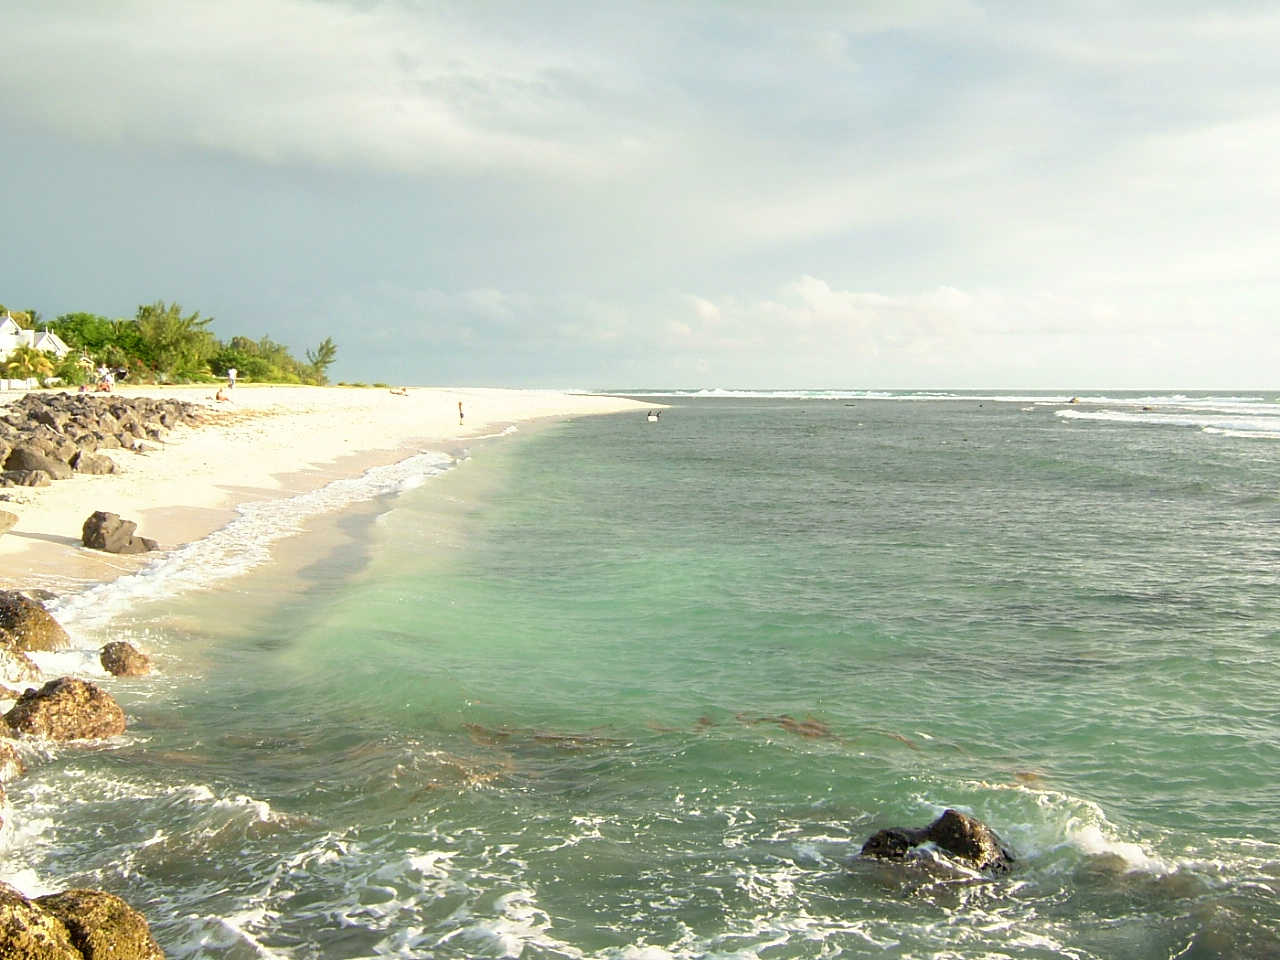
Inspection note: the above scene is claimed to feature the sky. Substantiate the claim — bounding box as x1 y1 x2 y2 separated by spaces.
2 1 1279 389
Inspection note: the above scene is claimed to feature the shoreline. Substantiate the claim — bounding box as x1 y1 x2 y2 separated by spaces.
0 385 655 595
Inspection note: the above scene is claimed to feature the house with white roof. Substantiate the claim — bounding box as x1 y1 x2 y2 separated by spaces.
0 315 71 363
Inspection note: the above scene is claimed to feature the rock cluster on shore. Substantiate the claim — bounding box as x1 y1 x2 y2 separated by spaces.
0 591 165 956
0 393 203 488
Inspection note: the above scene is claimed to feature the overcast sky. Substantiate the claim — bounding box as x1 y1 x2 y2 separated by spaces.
3 1 1279 388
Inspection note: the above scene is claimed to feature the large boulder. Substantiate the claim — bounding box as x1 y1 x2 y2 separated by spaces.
5 677 126 740
0 509 16 536
0 881 82 960
4 446 72 481
81 512 158 555
0 593 71 652
36 889 164 960
2 469 52 487
860 809 1015 874
100 641 152 677
70 451 117 476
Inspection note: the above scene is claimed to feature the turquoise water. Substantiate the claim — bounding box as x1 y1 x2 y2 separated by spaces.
4 393 1280 958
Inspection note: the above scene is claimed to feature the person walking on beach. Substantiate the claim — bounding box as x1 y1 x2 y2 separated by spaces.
227 367 238 389
458 401 464 426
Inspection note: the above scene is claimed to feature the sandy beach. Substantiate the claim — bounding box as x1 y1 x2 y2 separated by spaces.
0 384 653 592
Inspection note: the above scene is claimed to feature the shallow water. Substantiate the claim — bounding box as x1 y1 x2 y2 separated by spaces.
4 393 1280 958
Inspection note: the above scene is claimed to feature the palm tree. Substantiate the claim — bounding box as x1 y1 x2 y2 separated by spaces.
5 345 55 381
135 301 216 381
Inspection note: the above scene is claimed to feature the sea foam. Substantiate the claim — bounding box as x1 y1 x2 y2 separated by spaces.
47 449 454 637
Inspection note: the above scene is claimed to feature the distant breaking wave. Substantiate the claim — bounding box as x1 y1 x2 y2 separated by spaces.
599 388 1280 406
1058 404 1280 439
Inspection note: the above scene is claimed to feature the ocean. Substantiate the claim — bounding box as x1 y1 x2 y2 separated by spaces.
4 392 1280 959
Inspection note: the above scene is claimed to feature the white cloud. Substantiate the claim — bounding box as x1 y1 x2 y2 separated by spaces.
6 2 1280 387
0 0 651 174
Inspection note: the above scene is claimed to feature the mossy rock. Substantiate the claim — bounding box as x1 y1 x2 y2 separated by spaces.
0 881 81 960
36 889 164 960
0 593 70 653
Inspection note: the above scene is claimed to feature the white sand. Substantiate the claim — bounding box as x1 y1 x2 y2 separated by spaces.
0 385 653 590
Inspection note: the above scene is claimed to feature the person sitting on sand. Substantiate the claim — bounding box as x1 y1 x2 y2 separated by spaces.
215 387 231 402
390 386 408 396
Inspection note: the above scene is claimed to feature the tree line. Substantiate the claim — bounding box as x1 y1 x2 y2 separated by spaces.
0 301 337 386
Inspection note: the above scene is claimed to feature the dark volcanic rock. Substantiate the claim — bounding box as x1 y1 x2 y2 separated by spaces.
0 592 71 652
81 511 158 554
2 469 52 487
36 889 164 960
100 641 152 677
70 451 117 475
0 881 81 960
860 809 1015 874
0 393 205 489
5 677 127 740
4 446 73 481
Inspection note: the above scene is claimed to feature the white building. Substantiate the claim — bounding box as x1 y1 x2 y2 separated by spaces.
0 315 71 362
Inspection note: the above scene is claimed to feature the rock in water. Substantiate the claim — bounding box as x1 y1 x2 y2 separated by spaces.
0 881 82 960
0 593 71 652
5 677 127 740
36 889 164 960
81 511 159 555
860 809 1015 874
0 740 26 782
0 642 41 686
100 641 152 677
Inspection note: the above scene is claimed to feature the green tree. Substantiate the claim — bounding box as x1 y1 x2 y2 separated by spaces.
53 351 92 387
305 336 338 385
49 312 117 351
135 301 217 381
5 344 55 381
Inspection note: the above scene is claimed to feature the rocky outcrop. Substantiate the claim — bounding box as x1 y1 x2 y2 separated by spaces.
36 889 164 960
0 592 71 652
0 882 164 960
81 512 159 555
860 809 1016 874
69 451 117 475
2 469 52 487
0 881 83 959
0 509 17 537
100 641 152 677
4 446 73 481
0 393 203 489
5 677 126 740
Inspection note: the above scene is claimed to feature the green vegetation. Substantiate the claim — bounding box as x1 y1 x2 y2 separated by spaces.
4 344 55 380
30 301 337 386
